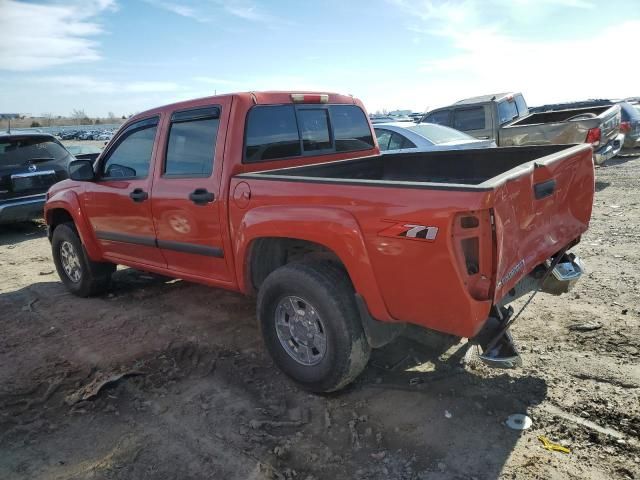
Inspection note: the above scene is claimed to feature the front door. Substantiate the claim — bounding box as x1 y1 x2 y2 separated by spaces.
83 116 166 268
151 99 232 282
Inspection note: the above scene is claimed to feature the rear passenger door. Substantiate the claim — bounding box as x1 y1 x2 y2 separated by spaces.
151 98 232 283
451 106 494 140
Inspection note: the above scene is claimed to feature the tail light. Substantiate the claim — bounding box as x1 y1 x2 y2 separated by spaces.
620 121 631 134
585 127 601 146
453 211 493 301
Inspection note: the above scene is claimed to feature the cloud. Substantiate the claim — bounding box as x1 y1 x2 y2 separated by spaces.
212 0 281 24
30 75 181 94
384 0 639 110
142 0 206 21
0 0 116 71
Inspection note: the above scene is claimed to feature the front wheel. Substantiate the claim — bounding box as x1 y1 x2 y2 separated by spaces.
257 262 371 393
51 223 115 297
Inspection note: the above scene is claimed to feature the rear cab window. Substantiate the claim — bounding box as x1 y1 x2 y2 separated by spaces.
497 99 519 125
244 104 374 163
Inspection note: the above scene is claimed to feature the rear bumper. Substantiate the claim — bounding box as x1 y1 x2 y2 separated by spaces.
0 195 46 224
498 253 584 306
593 133 625 165
622 133 640 150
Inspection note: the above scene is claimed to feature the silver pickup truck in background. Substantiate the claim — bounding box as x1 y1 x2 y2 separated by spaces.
420 92 624 165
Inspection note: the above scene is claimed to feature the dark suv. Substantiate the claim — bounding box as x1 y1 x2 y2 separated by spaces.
0 133 71 224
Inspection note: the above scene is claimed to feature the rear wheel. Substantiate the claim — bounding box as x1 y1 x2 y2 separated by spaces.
257 262 370 392
51 223 115 297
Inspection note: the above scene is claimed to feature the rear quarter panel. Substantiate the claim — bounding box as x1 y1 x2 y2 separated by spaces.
230 177 494 338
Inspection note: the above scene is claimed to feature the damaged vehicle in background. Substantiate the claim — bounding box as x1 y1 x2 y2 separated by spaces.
374 122 495 153
0 133 70 224
532 99 640 153
421 92 624 164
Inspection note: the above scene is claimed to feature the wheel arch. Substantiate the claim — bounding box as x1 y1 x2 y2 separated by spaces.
45 192 102 261
234 205 392 322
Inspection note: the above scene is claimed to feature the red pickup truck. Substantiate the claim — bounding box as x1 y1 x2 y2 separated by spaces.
45 92 594 392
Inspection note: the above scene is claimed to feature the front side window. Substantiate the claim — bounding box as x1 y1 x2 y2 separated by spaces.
165 107 220 176
453 107 485 131
101 119 158 179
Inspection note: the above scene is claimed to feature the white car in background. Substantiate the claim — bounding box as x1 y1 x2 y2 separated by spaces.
374 122 496 152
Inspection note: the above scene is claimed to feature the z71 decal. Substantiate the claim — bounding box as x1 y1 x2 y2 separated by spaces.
379 222 439 242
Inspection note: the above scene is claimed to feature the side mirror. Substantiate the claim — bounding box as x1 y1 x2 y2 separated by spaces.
68 159 95 181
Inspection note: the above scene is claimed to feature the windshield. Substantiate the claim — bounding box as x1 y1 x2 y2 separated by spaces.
0 136 69 164
406 123 475 144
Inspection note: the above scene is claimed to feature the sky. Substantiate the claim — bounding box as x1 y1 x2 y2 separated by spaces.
0 0 639 117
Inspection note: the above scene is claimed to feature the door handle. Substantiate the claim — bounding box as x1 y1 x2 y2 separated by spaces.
189 188 215 205
129 188 148 202
534 179 556 200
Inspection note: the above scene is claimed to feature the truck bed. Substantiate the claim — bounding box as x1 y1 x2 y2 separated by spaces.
509 106 611 126
236 143 594 336
240 144 571 188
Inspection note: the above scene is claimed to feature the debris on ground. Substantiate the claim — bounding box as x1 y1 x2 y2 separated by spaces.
538 435 571 454
65 368 143 405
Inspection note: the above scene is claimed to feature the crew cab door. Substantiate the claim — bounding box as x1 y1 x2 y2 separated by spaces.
150 99 232 282
83 116 166 268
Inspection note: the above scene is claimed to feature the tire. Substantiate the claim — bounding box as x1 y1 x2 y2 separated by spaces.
51 223 115 297
257 262 371 393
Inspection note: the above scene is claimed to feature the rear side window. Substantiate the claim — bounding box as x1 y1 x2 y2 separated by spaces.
374 129 392 150
388 132 416 150
453 107 485 131
424 110 451 126
101 118 158 179
244 104 373 163
165 107 220 176
245 105 301 163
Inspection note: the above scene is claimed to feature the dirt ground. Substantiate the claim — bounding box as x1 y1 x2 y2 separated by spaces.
0 155 638 480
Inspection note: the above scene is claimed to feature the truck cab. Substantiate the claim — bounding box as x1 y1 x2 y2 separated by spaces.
421 91 623 164
421 92 529 142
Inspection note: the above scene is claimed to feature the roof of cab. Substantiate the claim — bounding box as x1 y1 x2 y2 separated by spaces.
454 92 516 105
128 91 356 123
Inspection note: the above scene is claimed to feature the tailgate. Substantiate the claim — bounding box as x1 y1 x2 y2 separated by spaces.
598 105 622 143
491 144 594 302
